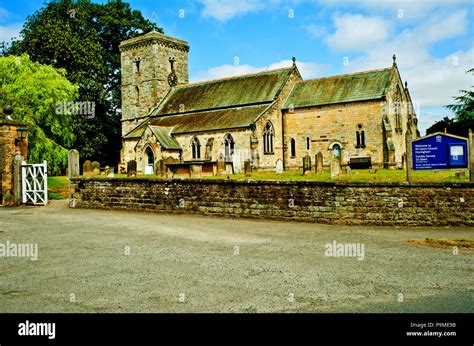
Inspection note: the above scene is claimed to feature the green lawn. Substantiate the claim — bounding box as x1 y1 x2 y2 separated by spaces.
200 169 470 183
60 168 470 188
48 176 69 200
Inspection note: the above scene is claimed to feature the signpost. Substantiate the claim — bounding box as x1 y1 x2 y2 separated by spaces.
412 132 469 171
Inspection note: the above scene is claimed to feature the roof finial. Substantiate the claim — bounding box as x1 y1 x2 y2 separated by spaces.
292 57 296 66
404 81 408 89
392 54 396 66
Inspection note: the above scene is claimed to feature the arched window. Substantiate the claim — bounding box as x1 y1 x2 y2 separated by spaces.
192 137 201 159
333 144 341 157
263 122 274 155
395 86 402 131
290 138 296 157
356 124 366 148
224 134 235 161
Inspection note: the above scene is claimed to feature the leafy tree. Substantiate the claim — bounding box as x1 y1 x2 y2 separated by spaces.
426 68 474 137
0 54 78 174
5 0 161 165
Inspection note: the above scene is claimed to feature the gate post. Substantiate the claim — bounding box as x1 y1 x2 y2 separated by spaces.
13 153 23 205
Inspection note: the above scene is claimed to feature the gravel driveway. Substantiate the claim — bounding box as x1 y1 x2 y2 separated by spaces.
0 201 472 312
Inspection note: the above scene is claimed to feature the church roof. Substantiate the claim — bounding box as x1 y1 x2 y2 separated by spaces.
151 67 293 116
149 126 181 149
283 68 392 109
149 104 270 134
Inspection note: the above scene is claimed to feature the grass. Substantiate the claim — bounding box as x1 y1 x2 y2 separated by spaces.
200 169 470 183
57 168 470 190
408 238 474 250
47 176 69 200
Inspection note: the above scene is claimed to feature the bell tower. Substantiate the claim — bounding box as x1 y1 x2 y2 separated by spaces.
119 31 189 136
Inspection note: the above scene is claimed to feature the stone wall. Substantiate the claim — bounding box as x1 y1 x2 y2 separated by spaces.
0 121 28 205
70 178 473 226
283 100 385 168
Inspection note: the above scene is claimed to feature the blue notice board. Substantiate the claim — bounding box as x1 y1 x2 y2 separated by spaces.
412 133 468 170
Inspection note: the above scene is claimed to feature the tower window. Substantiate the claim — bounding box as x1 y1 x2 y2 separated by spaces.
192 137 201 159
356 124 366 148
291 138 296 157
135 86 140 106
306 136 310 150
224 134 235 161
263 122 274 155
135 58 141 73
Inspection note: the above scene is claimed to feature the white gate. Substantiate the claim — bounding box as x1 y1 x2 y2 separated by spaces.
22 160 48 205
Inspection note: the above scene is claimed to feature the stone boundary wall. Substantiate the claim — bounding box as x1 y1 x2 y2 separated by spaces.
70 178 473 226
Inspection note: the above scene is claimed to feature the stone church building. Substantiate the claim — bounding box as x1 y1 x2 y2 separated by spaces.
120 31 418 175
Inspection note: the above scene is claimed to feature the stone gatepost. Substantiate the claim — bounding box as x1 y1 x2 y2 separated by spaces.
0 119 28 206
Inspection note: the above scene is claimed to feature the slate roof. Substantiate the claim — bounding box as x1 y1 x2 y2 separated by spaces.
151 67 293 116
283 68 392 109
149 104 270 134
149 126 181 149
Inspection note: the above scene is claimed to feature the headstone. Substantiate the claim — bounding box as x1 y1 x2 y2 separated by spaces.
92 161 100 175
217 154 226 173
275 159 283 174
104 165 110 175
190 164 202 178
315 152 323 174
127 160 137 177
156 159 165 177
244 160 252 177
119 163 126 174
345 165 351 176
330 157 341 178
232 150 242 173
68 149 80 178
302 155 311 175
83 160 92 177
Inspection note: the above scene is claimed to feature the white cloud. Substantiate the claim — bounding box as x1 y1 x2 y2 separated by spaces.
306 24 327 38
317 0 471 21
0 23 22 43
191 59 324 82
199 0 265 21
333 10 471 133
325 14 391 51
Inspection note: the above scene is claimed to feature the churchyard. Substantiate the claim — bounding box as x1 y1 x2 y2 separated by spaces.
0 200 472 313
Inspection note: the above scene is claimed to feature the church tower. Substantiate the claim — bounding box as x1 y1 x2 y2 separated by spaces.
119 31 189 136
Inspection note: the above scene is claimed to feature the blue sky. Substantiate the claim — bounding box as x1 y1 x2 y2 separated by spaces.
1 0 472 134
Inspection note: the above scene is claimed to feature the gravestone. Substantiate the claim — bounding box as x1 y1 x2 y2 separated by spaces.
83 160 92 177
345 165 352 176
217 154 226 174
190 164 202 179
92 161 100 175
244 160 252 177
275 159 283 174
127 160 137 177
68 149 80 178
303 155 311 175
330 157 341 178
315 152 323 174
156 159 165 177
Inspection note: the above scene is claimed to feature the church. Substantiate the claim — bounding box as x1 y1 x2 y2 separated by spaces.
119 31 418 175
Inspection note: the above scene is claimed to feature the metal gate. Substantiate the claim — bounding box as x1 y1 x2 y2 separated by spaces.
21 160 48 205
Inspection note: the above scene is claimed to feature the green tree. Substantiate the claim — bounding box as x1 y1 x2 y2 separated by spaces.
0 54 78 174
5 0 160 165
427 68 474 137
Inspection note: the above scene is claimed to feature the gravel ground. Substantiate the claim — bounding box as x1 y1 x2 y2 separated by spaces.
0 200 472 313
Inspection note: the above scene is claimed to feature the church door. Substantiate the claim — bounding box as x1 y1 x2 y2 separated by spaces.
145 147 155 174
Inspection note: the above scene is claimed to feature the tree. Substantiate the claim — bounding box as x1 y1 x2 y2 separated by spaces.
5 0 161 165
0 54 78 174
426 68 474 137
